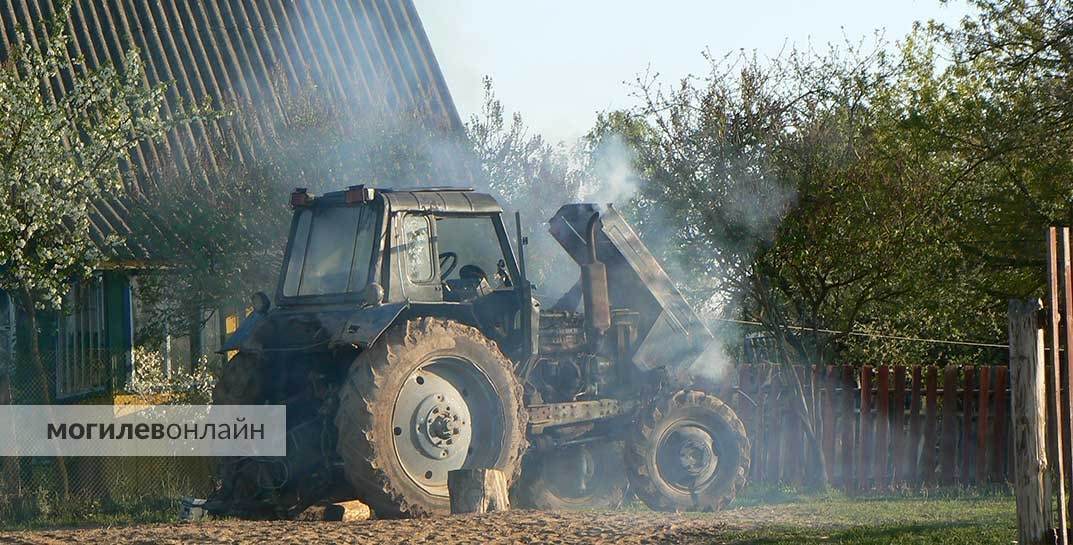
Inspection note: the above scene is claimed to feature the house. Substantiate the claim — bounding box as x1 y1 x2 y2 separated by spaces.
0 0 467 402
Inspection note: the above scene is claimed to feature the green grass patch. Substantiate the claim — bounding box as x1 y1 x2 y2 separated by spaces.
720 485 1016 544
0 495 180 531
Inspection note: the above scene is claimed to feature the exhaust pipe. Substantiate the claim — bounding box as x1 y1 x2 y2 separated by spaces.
582 212 612 341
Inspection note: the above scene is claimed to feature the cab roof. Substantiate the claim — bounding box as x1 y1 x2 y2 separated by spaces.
317 186 503 214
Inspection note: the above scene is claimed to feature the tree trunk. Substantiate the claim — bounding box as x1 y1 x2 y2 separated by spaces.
0 370 20 495
448 469 510 514
21 296 70 499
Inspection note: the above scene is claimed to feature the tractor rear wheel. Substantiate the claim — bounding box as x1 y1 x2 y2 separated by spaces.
210 354 271 513
212 353 263 405
516 442 627 510
335 317 528 517
626 389 749 512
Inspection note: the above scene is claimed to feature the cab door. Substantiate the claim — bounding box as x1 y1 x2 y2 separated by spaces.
392 212 443 302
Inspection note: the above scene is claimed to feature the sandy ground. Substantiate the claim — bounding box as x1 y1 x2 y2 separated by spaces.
0 508 796 545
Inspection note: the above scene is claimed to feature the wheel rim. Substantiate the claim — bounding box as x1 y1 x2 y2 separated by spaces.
655 421 720 493
391 356 503 496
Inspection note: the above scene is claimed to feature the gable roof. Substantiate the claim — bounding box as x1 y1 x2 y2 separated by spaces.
0 0 464 262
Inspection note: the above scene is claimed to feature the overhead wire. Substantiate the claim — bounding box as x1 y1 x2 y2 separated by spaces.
709 317 1009 349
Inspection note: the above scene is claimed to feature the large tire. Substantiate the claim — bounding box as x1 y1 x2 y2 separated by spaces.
212 353 262 405
335 317 528 517
210 353 268 512
626 390 749 512
516 442 627 510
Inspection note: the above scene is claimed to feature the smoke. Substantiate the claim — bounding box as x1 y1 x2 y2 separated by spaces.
579 133 640 206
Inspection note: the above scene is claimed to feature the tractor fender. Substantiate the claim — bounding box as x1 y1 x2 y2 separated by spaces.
332 302 409 348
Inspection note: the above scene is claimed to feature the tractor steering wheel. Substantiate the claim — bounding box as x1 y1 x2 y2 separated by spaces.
438 252 458 280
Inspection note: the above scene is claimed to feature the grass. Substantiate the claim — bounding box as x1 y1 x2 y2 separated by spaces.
0 495 181 531
711 485 1016 544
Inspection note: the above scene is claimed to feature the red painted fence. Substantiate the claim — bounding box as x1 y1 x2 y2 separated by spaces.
725 364 1010 489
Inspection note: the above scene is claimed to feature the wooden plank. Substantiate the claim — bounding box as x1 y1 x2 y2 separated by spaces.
858 365 874 490
923 366 939 485
1062 226 1073 524
1063 356 1073 496
993 365 1009 482
908 365 923 484
822 365 837 484
961 366 976 484
893 365 907 484
1051 226 1070 545
737 365 759 481
764 365 780 483
940 366 959 486
977 366 992 483
789 365 806 485
1009 298 1051 545
840 365 856 489
874 365 890 488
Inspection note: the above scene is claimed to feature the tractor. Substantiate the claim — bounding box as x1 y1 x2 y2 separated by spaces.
209 185 750 518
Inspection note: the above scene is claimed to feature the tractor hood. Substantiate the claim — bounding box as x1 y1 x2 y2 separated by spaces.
548 204 714 371
220 303 408 354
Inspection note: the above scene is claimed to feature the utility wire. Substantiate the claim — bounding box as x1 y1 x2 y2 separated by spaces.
710 317 1009 349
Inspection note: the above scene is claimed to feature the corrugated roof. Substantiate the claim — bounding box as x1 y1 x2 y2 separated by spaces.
0 0 465 262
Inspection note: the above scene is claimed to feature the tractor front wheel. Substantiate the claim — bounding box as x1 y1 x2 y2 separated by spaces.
626 389 749 512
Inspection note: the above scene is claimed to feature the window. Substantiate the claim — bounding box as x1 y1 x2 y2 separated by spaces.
283 204 378 297
403 215 434 282
57 276 108 398
435 216 511 287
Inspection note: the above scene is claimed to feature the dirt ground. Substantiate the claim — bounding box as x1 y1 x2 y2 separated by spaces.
0 507 791 545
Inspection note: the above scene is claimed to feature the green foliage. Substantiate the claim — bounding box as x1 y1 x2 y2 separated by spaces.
587 2 1073 367
0 1 174 310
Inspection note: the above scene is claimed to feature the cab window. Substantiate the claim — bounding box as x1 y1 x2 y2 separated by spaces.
283 204 378 297
403 215 434 283
434 215 511 288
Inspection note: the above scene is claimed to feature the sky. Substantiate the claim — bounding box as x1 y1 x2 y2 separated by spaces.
413 0 972 144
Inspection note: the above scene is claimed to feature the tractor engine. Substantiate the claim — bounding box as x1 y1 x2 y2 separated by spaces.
531 309 639 404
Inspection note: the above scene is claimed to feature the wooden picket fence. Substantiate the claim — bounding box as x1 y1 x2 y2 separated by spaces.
728 363 1011 489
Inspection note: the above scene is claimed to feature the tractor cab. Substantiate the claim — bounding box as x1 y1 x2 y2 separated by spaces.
280 185 521 303
225 185 530 357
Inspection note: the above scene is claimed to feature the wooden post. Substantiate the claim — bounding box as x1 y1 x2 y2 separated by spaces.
1010 299 1052 545
1061 227 1073 526
1050 227 1070 544
448 469 510 514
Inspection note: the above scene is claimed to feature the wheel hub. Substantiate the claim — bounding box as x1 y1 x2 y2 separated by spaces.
657 424 719 490
390 357 500 496
678 438 714 475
